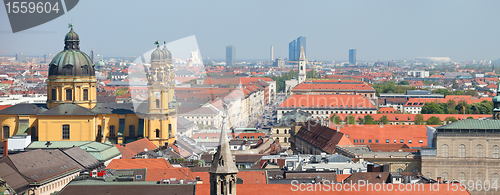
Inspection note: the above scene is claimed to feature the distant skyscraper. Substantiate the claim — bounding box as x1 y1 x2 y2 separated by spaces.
15 53 27 63
226 45 236 66
289 40 296 61
270 46 274 61
288 36 306 62
349 49 356 65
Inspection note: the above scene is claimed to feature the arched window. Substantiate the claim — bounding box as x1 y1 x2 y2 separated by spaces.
397 168 403 172
425 172 432 178
459 144 466 157
284 137 287 143
442 144 449 157
109 125 116 137
284 129 287 134
3 126 10 139
300 66 303 70
129 125 135 137
476 144 483 158
493 145 499 159
83 89 88 101
156 99 160 109
493 173 499 183
459 172 465 181
476 172 483 181
66 89 72 101
51 88 56 100
155 129 160 138
442 172 448 182
276 130 279 134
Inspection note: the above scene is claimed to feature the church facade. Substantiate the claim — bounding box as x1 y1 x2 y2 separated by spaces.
0 26 177 147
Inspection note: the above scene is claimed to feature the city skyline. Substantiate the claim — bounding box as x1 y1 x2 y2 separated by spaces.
2 1 500 62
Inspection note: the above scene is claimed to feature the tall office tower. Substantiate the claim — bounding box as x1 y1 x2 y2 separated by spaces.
298 46 307 84
90 49 95 62
289 40 296 61
270 46 274 61
226 45 236 66
349 49 356 65
288 36 306 62
295 36 306 61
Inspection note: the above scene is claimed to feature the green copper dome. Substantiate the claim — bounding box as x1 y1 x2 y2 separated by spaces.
49 26 95 76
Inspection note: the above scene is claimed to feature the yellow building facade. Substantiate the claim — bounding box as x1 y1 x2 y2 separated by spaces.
0 26 176 147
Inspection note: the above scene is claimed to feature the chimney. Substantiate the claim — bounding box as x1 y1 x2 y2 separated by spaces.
437 177 442 183
379 123 383 128
336 126 340 132
3 140 7 158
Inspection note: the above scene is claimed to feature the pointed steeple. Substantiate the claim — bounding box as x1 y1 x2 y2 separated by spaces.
209 105 238 174
298 46 306 61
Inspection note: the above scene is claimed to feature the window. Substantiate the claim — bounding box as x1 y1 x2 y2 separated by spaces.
442 144 449 157
408 140 412 144
136 175 142 179
476 144 483 158
62 125 70 139
51 89 56 100
400 139 404 143
129 125 135 137
375 139 379 143
459 144 466 157
156 99 160 108
419 140 423 143
368 139 372 143
3 126 10 139
394 139 396 143
168 124 172 137
155 129 160 138
276 130 279 134
109 125 116 137
83 89 88 101
97 125 102 136
493 173 499 183
493 145 499 158
66 89 72 101
31 126 37 140
442 172 448 182
459 172 466 181
284 130 287 134
397 168 403 172
476 172 483 181
284 137 287 143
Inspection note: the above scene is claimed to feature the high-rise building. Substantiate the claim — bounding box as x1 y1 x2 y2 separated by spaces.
288 36 306 62
90 49 103 64
44 53 55 62
225 45 235 66
289 40 296 61
349 49 356 65
15 53 27 63
270 46 274 61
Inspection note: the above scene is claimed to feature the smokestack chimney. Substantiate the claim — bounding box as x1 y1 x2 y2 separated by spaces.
3 140 8 158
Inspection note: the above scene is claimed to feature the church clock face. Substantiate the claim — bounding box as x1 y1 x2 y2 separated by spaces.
154 92 161 98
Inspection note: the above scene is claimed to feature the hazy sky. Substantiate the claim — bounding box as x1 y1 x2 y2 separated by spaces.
1 0 500 61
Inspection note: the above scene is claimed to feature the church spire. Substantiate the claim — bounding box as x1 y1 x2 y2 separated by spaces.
209 104 238 174
298 46 306 61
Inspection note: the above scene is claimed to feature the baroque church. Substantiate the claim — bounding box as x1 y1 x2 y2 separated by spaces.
0 25 177 147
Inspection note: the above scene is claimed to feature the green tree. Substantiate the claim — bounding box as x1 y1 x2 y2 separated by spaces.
399 81 410 85
426 116 443 125
379 115 390 124
306 69 319 78
421 102 444 114
363 114 375 124
414 114 425 125
346 114 356 124
444 116 458 123
330 114 342 125
452 78 458 89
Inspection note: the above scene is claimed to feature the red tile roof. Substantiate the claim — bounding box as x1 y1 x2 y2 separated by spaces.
405 96 492 107
106 158 173 169
145 167 195 181
279 94 376 109
115 138 158 159
0 105 12 111
330 113 490 123
292 80 375 92
378 107 396 114
295 120 352 153
333 124 427 147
